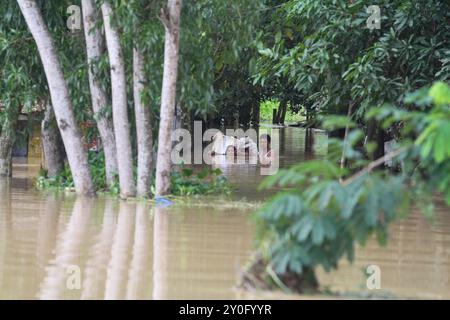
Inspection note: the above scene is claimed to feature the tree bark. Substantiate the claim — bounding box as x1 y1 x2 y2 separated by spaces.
101 1 136 198
133 47 153 197
82 0 118 187
0 119 16 177
155 0 183 196
280 100 288 125
41 103 65 177
18 0 95 196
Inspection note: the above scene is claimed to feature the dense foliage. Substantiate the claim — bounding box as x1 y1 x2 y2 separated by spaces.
253 0 450 122
36 153 231 197
251 82 450 292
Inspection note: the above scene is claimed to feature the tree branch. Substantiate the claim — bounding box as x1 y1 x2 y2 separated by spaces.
342 146 409 187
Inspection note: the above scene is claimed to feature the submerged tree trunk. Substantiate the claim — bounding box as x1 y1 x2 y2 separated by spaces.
0 116 17 177
101 1 136 198
82 0 118 187
18 0 95 196
133 47 153 197
41 103 65 177
155 0 183 196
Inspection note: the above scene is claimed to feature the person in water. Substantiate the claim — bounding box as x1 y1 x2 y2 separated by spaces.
259 134 275 166
210 131 274 166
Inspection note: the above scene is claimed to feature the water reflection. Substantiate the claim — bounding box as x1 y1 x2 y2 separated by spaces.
0 128 449 299
152 207 169 300
0 193 254 299
81 200 117 299
126 203 152 299
104 202 135 299
39 197 93 299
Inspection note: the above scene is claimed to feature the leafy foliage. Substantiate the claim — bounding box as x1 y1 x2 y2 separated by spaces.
170 167 232 196
253 82 450 289
37 152 232 197
253 0 450 121
260 99 305 123
36 151 120 194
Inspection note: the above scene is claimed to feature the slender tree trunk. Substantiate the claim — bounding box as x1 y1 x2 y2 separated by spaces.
133 47 153 197
280 100 288 125
101 1 136 198
272 108 278 125
41 103 65 177
82 0 118 187
0 119 16 177
155 0 183 196
340 102 354 170
276 103 283 124
18 0 95 196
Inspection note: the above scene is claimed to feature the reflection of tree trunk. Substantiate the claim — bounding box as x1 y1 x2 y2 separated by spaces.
101 1 136 198
304 129 315 160
279 128 286 155
152 207 170 300
81 199 117 299
36 194 61 272
41 103 65 177
18 0 94 196
155 0 183 196
0 179 12 290
82 0 118 187
126 203 151 299
104 202 135 300
39 197 93 299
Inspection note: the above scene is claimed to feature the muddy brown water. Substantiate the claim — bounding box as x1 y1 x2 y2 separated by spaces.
0 128 449 299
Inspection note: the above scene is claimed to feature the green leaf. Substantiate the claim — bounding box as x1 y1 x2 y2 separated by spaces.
312 220 325 245
429 82 450 106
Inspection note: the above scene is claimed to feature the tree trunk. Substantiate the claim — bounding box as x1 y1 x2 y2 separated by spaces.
18 0 95 196
133 47 153 197
82 0 118 187
272 108 278 125
276 103 283 124
41 103 65 177
101 1 136 198
280 100 288 125
155 0 183 196
0 125 14 178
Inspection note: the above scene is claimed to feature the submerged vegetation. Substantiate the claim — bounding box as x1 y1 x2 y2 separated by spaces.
37 155 231 197
245 83 450 293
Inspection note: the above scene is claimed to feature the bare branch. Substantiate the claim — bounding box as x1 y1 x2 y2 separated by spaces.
342 146 409 187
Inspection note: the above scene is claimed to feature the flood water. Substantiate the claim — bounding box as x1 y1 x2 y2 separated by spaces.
0 127 449 299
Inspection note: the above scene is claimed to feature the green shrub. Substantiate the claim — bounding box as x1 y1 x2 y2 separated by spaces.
36 151 118 194
36 153 231 197
260 99 305 123
248 82 450 293
170 167 232 196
